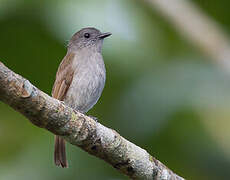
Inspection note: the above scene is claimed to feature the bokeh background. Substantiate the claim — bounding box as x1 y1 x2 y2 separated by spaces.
0 0 230 179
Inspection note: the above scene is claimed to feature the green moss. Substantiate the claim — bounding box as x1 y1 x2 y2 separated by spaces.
149 155 154 162
71 112 78 121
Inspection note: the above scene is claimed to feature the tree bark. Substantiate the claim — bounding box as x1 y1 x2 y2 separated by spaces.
0 61 184 180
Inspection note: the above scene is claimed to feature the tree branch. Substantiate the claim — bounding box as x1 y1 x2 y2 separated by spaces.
0 61 184 180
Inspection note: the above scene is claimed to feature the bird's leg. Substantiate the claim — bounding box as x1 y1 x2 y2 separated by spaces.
72 108 98 122
73 109 85 115
88 115 98 122
60 101 66 105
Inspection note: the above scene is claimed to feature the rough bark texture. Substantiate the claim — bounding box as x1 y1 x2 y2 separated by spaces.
0 61 184 180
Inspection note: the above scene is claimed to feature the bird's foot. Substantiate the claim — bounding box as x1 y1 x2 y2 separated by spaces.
88 115 98 122
60 101 65 105
72 110 98 122
73 109 85 115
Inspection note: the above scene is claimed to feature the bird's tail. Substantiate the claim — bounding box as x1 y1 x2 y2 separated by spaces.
54 135 68 168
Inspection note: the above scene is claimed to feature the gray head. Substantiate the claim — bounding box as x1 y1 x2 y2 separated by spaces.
68 27 111 52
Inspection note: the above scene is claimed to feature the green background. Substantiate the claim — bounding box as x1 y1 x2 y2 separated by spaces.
0 0 230 179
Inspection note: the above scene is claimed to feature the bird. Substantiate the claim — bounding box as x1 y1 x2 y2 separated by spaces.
51 27 111 168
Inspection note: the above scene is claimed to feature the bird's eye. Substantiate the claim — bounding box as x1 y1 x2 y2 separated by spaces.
84 33 90 38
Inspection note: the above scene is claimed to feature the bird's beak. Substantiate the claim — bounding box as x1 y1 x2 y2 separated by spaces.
98 32 112 39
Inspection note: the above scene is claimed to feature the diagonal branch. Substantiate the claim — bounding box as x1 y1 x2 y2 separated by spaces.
0 61 184 180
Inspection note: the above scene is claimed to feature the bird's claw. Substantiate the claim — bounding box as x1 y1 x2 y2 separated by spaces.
89 115 98 122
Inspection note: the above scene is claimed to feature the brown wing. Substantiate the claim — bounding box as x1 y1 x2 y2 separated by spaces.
52 52 75 100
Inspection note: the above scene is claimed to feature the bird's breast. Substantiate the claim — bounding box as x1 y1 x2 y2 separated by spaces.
64 52 106 113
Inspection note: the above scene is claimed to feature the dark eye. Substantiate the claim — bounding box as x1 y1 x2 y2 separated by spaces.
84 33 90 38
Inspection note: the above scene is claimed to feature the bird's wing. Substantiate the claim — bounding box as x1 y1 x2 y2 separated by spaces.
52 52 75 100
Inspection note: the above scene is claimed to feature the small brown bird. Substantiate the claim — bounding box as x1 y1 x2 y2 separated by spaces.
52 27 111 168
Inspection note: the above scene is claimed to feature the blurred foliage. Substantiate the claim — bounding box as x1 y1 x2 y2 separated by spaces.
0 0 230 179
